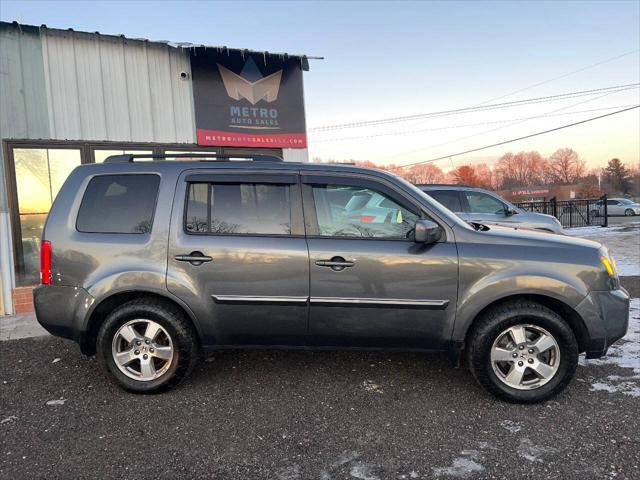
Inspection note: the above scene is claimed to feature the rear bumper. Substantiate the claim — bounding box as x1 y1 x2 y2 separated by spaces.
575 287 630 358
33 285 95 343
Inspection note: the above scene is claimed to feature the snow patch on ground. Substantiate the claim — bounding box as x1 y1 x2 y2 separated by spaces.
567 224 635 237
579 298 640 396
517 438 556 462
349 461 380 480
569 222 640 276
432 450 485 478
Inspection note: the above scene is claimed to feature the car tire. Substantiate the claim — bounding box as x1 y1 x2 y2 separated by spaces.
466 300 578 403
624 209 635 216
96 298 199 393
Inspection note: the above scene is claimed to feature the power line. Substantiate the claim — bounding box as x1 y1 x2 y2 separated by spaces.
389 88 622 160
404 49 640 131
308 83 639 131
398 105 639 168
472 49 639 107
312 104 635 143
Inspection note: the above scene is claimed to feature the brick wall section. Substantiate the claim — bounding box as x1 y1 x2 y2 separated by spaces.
13 286 35 314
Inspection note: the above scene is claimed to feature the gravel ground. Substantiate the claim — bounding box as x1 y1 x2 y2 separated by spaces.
1 336 639 480
1 282 639 480
2 226 638 480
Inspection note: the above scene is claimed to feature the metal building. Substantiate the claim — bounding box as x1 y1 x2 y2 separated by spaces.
0 21 313 315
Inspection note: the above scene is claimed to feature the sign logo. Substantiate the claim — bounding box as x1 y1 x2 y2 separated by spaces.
218 57 283 105
191 49 307 148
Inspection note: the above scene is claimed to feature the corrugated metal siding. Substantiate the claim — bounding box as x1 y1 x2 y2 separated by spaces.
41 28 196 143
0 23 50 212
282 148 309 162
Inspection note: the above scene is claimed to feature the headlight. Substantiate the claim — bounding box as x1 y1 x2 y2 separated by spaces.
600 253 618 278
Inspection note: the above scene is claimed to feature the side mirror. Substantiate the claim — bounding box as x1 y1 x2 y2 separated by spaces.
414 219 442 244
505 207 518 216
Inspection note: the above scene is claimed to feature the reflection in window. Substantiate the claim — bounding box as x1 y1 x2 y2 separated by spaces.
312 185 419 239
13 148 81 285
77 175 160 234
185 183 291 235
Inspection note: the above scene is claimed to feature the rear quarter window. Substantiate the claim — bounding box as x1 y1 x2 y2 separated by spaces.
76 174 160 233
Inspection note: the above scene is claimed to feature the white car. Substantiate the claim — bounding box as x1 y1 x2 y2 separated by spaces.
592 198 640 217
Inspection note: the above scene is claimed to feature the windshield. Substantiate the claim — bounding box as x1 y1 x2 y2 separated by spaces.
618 198 634 205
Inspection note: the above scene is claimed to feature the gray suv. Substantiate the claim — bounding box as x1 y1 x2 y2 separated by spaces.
34 155 629 403
418 185 564 234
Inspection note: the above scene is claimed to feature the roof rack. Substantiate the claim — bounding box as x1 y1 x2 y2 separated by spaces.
416 183 472 188
103 153 284 163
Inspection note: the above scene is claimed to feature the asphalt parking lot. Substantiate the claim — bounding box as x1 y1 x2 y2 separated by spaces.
1 280 639 480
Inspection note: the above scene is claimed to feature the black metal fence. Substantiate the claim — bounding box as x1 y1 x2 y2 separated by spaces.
514 195 608 229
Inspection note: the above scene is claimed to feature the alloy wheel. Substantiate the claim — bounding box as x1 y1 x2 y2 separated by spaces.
490 324 560 390
111 319 174 381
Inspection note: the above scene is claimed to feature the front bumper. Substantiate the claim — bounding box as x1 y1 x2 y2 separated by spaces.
575 287 630 358
33 285 95 342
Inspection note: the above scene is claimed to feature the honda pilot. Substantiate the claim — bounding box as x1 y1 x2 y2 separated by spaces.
34 154 629 403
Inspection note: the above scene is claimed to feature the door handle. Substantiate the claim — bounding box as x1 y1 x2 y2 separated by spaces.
175 251 213 265
315 256 355 271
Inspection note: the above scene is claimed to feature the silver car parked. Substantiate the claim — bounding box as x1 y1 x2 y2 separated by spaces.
591 197 640 217
418 185 564 234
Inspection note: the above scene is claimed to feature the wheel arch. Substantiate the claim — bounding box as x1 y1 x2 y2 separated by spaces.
80 290 202 356
452 293 590 364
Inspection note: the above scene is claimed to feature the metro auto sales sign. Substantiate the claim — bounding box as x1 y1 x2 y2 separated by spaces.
190 49 307 148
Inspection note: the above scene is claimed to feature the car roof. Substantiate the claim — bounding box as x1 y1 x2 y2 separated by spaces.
74 159 412 184
418 184 484 192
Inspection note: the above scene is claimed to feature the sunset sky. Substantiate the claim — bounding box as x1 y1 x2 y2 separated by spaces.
3 0 638 170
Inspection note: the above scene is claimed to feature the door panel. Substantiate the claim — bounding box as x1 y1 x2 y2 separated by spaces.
303 175 458 350
307 238 458 349
167 170 309 346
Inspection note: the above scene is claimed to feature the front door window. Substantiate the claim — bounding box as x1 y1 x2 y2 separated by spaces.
464 192 507 215
311 184 419 239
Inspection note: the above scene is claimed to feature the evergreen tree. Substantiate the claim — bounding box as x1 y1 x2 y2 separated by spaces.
604 158 631 194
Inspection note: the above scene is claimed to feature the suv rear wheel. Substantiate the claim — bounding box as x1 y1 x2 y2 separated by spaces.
97 298 199 392
467 300 578 403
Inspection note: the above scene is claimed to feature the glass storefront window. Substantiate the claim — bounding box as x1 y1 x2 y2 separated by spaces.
93 149 153 163
13 148 82 286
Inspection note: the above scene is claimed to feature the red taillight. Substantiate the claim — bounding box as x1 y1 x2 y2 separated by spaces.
40 240 51 285
360 215 375 223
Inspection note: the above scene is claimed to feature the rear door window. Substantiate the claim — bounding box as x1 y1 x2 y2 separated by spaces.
185 182 292 235
77 174 160 233
425 190 463 212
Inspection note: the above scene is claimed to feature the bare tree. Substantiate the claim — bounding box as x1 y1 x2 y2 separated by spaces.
406 164 445 184
548 148 585 184
495 151 548 188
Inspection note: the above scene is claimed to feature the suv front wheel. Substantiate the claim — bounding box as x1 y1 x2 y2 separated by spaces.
97 298 199 392
467 300 578 403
